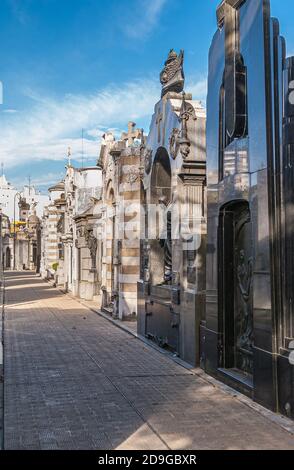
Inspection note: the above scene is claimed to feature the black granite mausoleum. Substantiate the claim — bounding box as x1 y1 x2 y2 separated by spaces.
202 0 294 418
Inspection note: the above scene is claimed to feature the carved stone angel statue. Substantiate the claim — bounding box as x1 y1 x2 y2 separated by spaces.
85 227 98 272
160 49 185 97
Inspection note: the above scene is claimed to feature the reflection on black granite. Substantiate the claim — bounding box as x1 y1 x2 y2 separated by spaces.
203 0 294 418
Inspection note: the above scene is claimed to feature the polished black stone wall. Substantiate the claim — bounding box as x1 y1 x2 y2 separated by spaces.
203 0 294 417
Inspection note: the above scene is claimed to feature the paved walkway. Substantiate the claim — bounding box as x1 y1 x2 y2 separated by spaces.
3 272 294 450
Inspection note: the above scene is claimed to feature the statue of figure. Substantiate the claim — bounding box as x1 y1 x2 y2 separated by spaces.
159 197 172 284
160 49 185 97
236 249 253 350
85 227 97 272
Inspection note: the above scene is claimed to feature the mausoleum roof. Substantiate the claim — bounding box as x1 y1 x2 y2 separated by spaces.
48 181 65 192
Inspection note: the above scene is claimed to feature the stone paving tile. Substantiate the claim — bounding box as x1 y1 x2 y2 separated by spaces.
3 273 168 450
111 375 294 450
3 272 294 450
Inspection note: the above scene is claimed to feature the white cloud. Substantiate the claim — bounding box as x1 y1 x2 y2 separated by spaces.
0 76 206 172
10 172 65 189
186 77 207 103
86 126 124 140
122 0 168 39
0 79 160 170
2 109 19 114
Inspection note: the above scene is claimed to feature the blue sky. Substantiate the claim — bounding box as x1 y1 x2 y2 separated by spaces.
0 0 293 191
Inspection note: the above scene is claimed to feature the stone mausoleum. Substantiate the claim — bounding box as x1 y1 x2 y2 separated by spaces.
202 0 294 418
137 49 206 366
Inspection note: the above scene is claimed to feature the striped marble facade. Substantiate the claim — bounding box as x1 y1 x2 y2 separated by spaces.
118 147 141 318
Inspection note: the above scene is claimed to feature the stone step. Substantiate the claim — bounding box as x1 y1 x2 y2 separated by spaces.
102 307 113 316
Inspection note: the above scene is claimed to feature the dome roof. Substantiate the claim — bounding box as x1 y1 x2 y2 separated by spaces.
48 180 65 192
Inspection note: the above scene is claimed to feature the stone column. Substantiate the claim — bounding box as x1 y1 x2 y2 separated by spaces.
178 159 206 366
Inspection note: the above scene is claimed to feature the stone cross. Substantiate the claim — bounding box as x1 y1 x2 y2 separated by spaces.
156 107 163 144
121 122 141 146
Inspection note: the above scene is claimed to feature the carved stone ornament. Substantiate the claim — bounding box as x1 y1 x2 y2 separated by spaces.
126 167 139 185
160 49 185 98
180 139 191 161
179 93 197 161
143 147 153 175
180 92 197 124
169 128 181 160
